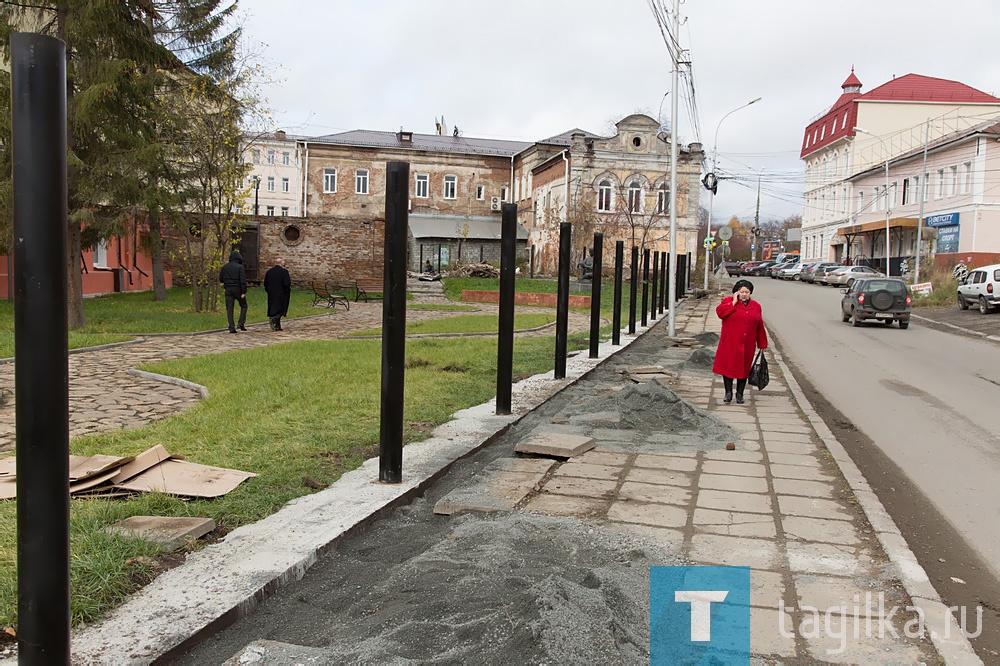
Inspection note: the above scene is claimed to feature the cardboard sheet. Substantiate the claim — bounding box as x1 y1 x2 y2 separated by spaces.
69 454 134 481
115 459 256 498
109 445 173 484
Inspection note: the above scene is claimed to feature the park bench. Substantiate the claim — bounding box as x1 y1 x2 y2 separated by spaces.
310 281 350 310
354 277 384 303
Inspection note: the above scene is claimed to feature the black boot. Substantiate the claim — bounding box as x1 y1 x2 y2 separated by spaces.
736 393 745 404
724 392 733 404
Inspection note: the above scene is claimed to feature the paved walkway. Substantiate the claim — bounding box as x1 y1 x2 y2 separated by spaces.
0 287 588 453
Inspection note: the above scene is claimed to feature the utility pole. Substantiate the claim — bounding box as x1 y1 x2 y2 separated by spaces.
751 171 761 261
667 0 680 337
915 119 930 284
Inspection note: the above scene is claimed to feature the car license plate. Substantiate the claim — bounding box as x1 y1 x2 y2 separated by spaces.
874 313 893 319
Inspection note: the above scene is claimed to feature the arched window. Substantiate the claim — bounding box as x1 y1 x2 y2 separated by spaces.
597 180 612 212
656 184 670 214
627 181 642 213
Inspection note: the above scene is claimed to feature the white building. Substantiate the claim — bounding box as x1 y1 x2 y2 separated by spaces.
244 130 304 217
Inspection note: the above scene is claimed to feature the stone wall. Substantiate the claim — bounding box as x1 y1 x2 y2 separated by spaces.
257 216 385 285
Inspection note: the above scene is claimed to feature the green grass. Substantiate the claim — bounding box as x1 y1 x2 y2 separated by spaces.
407 303 478 312
0 332 584 629
351 313 555 336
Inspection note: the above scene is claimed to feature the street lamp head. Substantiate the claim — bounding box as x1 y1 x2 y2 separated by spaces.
853 126 868 134
748 97 762 105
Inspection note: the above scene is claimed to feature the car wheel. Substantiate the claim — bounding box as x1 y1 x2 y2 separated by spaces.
899 321 909 329
842 309 850 322
980 296 992 314
958 293 969 310
851 309 862 327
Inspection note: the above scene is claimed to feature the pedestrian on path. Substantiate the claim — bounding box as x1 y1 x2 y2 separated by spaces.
263 257 291 331
220 250 248 333
712 278 768 404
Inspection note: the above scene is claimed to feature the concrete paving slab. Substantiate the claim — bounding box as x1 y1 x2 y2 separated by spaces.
689 534 781 569
542 475 618 499
786 542 863 577
777 495 854 521
554 461 624 481
751 609 798 658
606 500 687 528
803 614 927 664
624 467 693 487
749 570 787 610
698 473 769 494
692 508 777 539
769 463 833 481
515 432 596 458
793 575 899 617
107 516 216 552
617 481 691 506
770 478 837 498
576 449 630 466
762 431 814 444
766 452 822 468
632 453 697 471
703 450 764 463
224 639 334 664
702 460 767 477
521 493 606 517
696 488 773 514
782 516 861 545
434 470 544 514
764 440 819 455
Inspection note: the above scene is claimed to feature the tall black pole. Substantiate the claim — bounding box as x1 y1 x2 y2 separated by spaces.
660 251 668 314
588 233 603 358
641 248 650 327
529 245 535 279
628 246 638 334
12 33 70 664
554 222 571 379
650 251 659 322
612 241 623 345
379 162 409 484
496 203 517 414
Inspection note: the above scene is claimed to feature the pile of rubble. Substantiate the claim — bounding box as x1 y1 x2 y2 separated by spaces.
445 262 500 278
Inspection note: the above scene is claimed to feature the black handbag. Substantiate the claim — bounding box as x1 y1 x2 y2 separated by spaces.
747 350 769 390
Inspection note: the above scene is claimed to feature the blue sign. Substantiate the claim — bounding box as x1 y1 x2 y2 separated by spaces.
937 225 960 254
650 566 750 664
926 212 959 227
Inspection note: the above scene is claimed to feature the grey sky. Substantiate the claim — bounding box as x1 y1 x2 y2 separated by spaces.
237 0 1000 227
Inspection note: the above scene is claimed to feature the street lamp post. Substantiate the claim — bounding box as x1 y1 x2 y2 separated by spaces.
704 97 761 289
253 175 261 216
853 127 891 276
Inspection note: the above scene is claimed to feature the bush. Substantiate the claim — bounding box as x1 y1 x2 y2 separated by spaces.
911 263 958 307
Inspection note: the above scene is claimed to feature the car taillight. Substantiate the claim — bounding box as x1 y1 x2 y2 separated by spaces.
989 283 994 294
906 294 911 306
857 293 865 304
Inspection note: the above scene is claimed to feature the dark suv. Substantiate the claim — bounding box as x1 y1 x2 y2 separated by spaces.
841 278 912 328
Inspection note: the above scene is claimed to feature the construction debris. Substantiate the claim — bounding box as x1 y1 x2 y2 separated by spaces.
445 262 499 278
0 445 255 500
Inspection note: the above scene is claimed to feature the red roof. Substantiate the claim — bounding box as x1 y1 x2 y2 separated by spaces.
841 69 862 89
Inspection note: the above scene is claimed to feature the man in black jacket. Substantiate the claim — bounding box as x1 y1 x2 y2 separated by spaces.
219 250 248 333
263 257 291 331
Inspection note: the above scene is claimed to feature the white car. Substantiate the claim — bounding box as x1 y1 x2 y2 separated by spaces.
957 263 1000 313
825 265 884 287
777 264 803 280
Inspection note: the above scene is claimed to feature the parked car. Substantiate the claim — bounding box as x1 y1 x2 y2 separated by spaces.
802 262 841 284
719 261 744 277
744 261 776 277
841 277 912 328
778 263 805 280
740 261 764 275
816 264 849 285
825 265 884 287
957 263 1000 313
768 262 793 278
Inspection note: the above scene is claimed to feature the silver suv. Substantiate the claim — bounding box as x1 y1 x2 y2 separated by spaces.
957 263 1000 314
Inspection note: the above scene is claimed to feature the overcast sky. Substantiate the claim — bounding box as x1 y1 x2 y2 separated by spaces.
236 0 1000 227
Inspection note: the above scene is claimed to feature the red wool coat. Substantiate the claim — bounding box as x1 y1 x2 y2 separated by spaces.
712 297 768 379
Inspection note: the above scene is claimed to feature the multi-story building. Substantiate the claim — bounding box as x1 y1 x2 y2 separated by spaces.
244 130 304 218
800 71 1000 268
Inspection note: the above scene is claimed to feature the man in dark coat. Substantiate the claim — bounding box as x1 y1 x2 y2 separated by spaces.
263 257 291 331
219 250 248 333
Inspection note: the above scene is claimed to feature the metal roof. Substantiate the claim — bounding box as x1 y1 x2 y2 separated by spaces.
409 214 527 241
536 128 604 146
308 130 532 158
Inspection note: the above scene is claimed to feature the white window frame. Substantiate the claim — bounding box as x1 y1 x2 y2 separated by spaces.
948 165 958 197
935 169 944 199
282 151 290 166
266 205 275 216
656 185 669 214
252 149 260 164
415 173 429 198
323 168 337 193
281 177 290 193
500 186 509 202
266 176 275 192
475 184 485 200
627 182 642 213
597 180 612 212
355 169 369 195
961 162 972 194
280 206 289 216
93 238 108 268
267 149 275 164
443 175 457 200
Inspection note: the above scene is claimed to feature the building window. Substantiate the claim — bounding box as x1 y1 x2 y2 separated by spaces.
948 165 958 196
323 168 337 193
252 149 260 163
280 206 289 216
443 175 457 199
415 173 428 198
500 186 508 202
266 205 275 216
355 169 369 194
282 225 301 244
656 184 669 214
923 172 930 201
282 151 290 166
935 169 944 199
267 149 275 164
627 182 642 213
266 176 275 192
961 162 972 194
856 191 864 215
597 180 612 212
281 177 290 193
475 184 484 200
93 238 107 268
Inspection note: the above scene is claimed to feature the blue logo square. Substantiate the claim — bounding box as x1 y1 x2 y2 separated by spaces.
650 566 751 665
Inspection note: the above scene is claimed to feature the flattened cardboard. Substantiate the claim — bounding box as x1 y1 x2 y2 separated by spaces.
115 459 256 498
69 454 133 481
0 478 14 500
0 457 14 477
110 445 172 484
69 468 122 494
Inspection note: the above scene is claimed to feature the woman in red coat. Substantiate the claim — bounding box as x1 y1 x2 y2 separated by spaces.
712 279 768 404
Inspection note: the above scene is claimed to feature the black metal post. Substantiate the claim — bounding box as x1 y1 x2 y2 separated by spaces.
379 162 409 484
628 245 638 334
12 32 70 664
612 241 623 345
641 248 650 327
650 251 659 322
253 176 260 216
496 203 517 414
676 253 687 301
530 245 535 278
436 245 441 273
554 222 571 379
588 233 603 358
660 251 667 314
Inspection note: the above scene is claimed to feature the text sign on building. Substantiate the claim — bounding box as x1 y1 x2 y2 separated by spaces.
925 212 959 228
936 225 960 254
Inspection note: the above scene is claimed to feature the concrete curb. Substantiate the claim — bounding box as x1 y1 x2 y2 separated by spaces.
126 369 210 400
65 320 659 664
769 346 983 665
910 313 1000 343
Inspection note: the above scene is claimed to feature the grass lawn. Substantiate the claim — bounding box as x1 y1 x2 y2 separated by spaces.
350 313 555 336
0 328 585 629
443 277 637 322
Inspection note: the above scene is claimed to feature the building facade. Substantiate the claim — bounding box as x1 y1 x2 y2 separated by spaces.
244 130 304 218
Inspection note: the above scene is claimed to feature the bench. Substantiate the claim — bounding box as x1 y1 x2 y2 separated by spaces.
310 281 350 310
354 278 384 303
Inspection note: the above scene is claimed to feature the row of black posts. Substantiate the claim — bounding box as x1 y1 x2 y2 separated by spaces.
10 29 683 658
